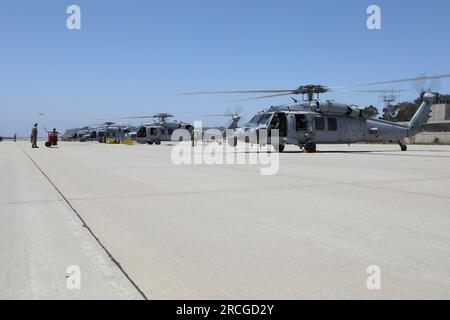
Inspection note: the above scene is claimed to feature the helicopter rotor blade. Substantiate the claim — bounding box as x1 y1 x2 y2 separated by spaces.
233 105 244 115
85 123 104 128
332 72 450 91
177 89 295 96
198 105 244 117
333 88 410 93
200 114 233 117
224 106 233 116
227 92 295 102
116 116 156 119
178 72 450 102
410 73 427 94
429 78 442 92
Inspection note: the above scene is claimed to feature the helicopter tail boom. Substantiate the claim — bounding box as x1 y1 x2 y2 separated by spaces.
408 92 434 136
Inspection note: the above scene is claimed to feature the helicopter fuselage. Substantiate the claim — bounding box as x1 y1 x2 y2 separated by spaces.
131 121 193 144
231 99 423 151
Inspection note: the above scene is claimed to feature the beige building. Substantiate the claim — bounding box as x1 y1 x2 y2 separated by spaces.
409 103 450 144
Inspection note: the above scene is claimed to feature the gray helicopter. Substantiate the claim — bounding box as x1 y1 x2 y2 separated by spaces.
126 111 242 145
128 113 194 145
62 122 133 142
88 122 133 143
193 106 243 143
180 73 450 152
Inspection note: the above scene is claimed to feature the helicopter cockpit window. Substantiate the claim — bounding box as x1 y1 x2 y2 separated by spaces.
258 113 273 125
315 117 325 131
248 114 261 124
327 118 338 131
137 127 146 138
245 113 273 127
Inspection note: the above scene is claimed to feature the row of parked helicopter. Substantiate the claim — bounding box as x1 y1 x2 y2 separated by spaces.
63 73 450 152
63 111 242 145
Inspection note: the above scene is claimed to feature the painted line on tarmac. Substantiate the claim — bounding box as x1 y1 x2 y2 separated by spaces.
17 144 149 300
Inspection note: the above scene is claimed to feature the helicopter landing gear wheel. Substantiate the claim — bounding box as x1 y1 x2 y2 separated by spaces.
155 139 161 145
398 141 407 152
147 141 154 145
304 143 317 153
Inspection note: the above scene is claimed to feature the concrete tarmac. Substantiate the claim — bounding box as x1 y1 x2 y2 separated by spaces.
1 140 450 299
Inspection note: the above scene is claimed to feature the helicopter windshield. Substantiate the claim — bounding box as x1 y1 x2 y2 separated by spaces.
247 115 259 124
248 113 273 126
256 113 273 125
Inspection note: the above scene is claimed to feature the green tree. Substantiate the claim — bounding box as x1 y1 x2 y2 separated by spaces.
434 93 450 104
382 102 419 122
362 105 379 118
382 92 450 122
380 91 450 122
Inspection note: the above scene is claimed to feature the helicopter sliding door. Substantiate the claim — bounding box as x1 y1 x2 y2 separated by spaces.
292 114 309 144
269 113 288 137
149 128 160 140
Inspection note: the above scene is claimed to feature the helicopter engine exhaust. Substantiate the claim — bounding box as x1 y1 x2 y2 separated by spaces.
315 101 362 118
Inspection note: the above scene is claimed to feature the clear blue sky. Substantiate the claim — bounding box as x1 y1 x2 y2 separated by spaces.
1 0 450 136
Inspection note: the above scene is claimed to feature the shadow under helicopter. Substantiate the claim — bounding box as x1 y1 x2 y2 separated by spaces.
234 149 450 158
